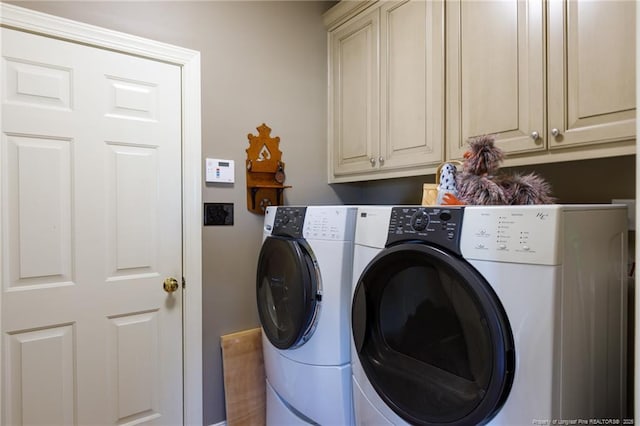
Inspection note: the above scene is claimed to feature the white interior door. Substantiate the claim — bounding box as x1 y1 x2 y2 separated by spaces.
1 27 183 425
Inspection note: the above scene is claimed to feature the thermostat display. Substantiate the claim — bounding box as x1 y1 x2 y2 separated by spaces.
205 158 235 183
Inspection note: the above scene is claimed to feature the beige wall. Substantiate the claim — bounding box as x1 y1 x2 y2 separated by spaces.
6 2 636 424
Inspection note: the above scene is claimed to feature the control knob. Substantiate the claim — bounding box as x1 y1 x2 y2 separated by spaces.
410 210 430 231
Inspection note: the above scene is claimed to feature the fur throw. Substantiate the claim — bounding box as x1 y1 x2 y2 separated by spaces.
448 135 555 205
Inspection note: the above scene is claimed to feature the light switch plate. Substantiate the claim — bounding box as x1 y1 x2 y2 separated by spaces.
204 203 234 226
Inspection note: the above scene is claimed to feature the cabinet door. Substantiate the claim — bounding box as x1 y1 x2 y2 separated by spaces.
446 0 545 159
379 0 444 170
547 0 636 149
329 8 379 178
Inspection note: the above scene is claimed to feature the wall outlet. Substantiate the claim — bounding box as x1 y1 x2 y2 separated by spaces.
204 203 234 226
612 199 635 231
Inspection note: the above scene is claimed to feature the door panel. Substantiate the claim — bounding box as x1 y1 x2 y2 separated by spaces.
1 28 182 425
107 144 158 277
108 311 161 424
5 135 73 288
3 57 73 110
6 325 75 425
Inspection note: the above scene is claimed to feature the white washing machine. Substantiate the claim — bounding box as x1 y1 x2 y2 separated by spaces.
351 205 628 426
257 205 357 425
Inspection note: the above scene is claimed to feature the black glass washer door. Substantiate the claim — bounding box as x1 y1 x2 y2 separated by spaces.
257 235 320 350
352 243 515 426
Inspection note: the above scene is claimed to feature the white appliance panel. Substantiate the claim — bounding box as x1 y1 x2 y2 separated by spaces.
266 380 312 425
264 334 353 425
260 205 357 425
351 204 628 425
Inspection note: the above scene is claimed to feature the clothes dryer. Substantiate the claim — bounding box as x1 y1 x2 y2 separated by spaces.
351 205 628 426
257 205 357 425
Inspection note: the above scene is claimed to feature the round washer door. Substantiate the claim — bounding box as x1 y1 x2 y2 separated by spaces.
352 243 515 426
256 235 320 350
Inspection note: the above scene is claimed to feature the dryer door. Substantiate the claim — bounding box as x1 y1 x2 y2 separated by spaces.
352 243 515 426
257 235 320 350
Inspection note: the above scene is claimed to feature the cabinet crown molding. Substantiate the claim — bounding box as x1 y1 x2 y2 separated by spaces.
323 0 378 30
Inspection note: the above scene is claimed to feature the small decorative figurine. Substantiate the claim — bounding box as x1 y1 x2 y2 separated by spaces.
436 162 460 205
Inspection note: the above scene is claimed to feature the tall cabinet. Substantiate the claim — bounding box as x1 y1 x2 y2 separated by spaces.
326 0 636 183
326 0 444 183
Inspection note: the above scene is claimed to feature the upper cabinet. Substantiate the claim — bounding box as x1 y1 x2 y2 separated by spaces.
447 0 636 164
547 0 636 150
325 0 636 183
326 0 444 183
327 5 380 179
446 0 545 158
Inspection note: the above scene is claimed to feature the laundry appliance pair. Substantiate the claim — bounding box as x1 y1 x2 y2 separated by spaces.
257 204 628 426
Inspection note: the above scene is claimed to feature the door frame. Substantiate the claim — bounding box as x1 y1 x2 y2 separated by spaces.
0 4 203 424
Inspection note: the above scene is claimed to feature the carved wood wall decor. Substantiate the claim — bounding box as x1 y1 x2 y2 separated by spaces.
245 123 291 214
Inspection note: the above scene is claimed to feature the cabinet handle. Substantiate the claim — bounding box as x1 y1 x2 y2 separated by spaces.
369 157 376 166
530 131 539 140
551 128 561 137
378 156 385 165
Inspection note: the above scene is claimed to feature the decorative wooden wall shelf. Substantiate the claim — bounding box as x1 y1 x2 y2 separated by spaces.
246 123 291 214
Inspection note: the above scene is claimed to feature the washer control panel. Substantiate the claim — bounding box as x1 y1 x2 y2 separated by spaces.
387 206 464 254
272 206 306 238
302 207 356 241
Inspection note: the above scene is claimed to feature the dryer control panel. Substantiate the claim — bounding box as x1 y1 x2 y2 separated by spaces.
387 206 464 254
460 205 562 265
272 206 306 238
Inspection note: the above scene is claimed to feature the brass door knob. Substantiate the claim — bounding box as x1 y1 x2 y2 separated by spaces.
163 277 179 293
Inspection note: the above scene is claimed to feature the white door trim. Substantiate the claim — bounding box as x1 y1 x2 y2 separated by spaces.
0 4 203 425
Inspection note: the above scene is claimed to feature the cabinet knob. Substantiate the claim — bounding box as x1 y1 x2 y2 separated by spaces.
378 156 384 165
530 131 539 140
551 128 561 137
369 157 376 166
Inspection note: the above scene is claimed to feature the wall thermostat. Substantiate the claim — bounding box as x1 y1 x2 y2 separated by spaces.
205 158 235 183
